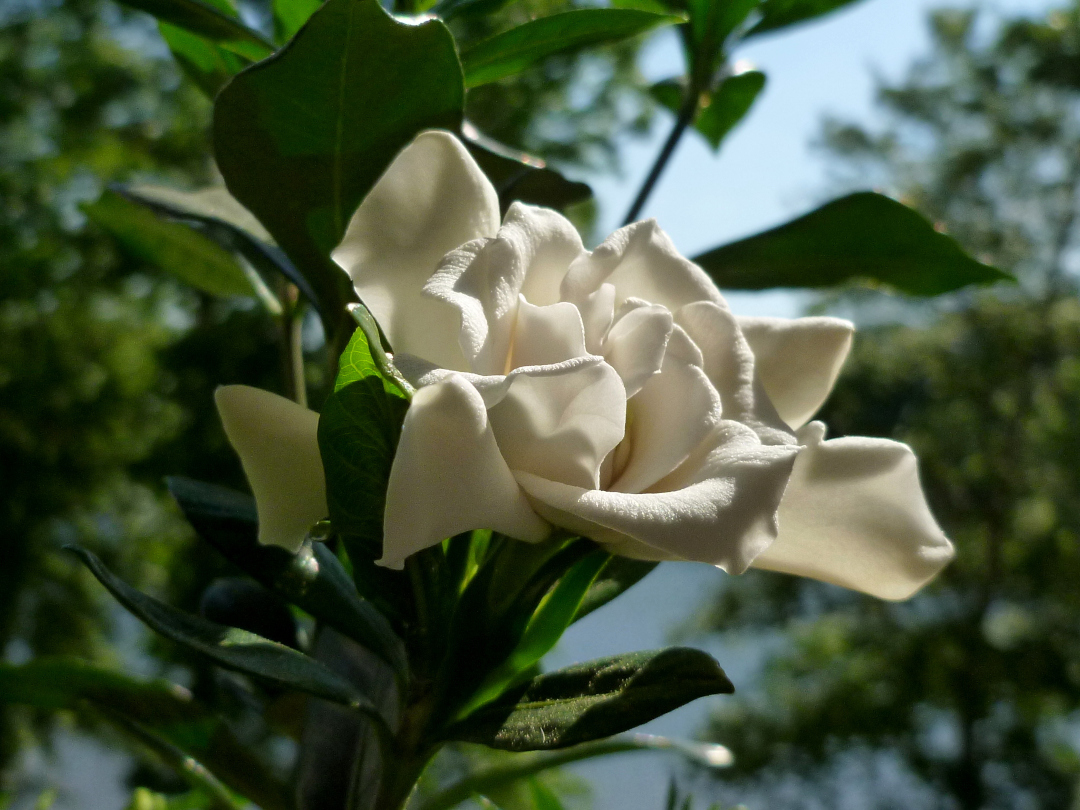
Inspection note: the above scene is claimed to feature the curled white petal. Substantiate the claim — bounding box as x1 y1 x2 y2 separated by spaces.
751 422 955 600
214 385 326 553
509 297 589 369
562 219 724 312
738 316 854 430
602 300 673 398
381 374 549 569
490 359 626 491
425 203 585 375
517 421 799 573
332 130 500 370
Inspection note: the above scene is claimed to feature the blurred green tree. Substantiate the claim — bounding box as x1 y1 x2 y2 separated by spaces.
698 6 1080 809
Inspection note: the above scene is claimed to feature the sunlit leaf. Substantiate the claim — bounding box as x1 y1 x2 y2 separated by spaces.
445 648 734 750
651 70 766 151
571 556 657 623
693 192 1011 295
274 0 322 41
460 9 684 88
83 190 257 299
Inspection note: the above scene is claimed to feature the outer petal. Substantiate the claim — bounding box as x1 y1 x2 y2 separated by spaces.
214 385 326 552
561 219 724 312
489 359 626 491
381 374 549 569
517 421 798 574
738 316 854 430
332 131 500 371
425 203 584 375
751 422 955 600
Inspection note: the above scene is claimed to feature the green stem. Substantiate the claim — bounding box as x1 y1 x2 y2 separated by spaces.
622 83 700 226
279 282 308 406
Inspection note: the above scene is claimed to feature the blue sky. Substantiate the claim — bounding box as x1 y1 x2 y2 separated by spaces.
556 1 1057 808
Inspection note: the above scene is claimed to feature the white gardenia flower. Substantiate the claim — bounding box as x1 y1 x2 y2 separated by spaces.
215 130 955 600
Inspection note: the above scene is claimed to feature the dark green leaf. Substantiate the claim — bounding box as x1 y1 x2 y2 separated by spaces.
67 546 377 712
115 0 273 60
651 71 765 151
463 126 592 214
83 190 257 299
462 550 610 715
745 0 864 39
166 476 408 676
446 648 734 750
692 192 1011 295
695 70 766 150
572 557 658 624
460 9 684 88
0 659 294 810
213 0 464 321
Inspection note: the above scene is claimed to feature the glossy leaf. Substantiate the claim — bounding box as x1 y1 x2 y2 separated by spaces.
745 0 864 39
166 476 408 676
693 192 1011 295
460 9 684 88
341 305 415 396
83 190 256 299
159 23 244 98
213 0 464 320
0 659 293 810
116 0 273 60
571 556 658 623
463 125 592 214
446 648 734 750
67 546 378 712
651 70 765 151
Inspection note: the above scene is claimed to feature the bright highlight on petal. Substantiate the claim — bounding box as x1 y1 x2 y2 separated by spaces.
751 422 955 600
332 130 500 370
382 374 549 569
214 385 327 553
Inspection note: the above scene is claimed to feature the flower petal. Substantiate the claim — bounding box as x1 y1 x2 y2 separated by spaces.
509 297 589 369
490 358 626 491
425 203 585 375
738 316 854 430
214 385 326 553
517 421 798 573
561 219 723 312
751 422 955 600
676 301 793 446
332 131 500 370
381 374 549 569
608 343 720 495
602 300 673 398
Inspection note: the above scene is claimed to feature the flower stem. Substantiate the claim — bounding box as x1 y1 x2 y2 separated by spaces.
622 89 699 226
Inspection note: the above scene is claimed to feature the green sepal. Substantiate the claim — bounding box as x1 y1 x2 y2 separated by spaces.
444 647 734 751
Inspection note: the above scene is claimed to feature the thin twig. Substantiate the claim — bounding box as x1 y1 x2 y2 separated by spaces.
622 89 700 226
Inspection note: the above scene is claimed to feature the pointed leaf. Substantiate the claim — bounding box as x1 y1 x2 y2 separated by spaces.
695 70 766 150
83 190 257 299
460 9 684 88
0 659 294 810
166 476 407 676
571 557 657 623
446 648 733 750
213 0 464 320
67 547 379 713
692 192 1011 295
745 0 864 39
115 0 273 60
